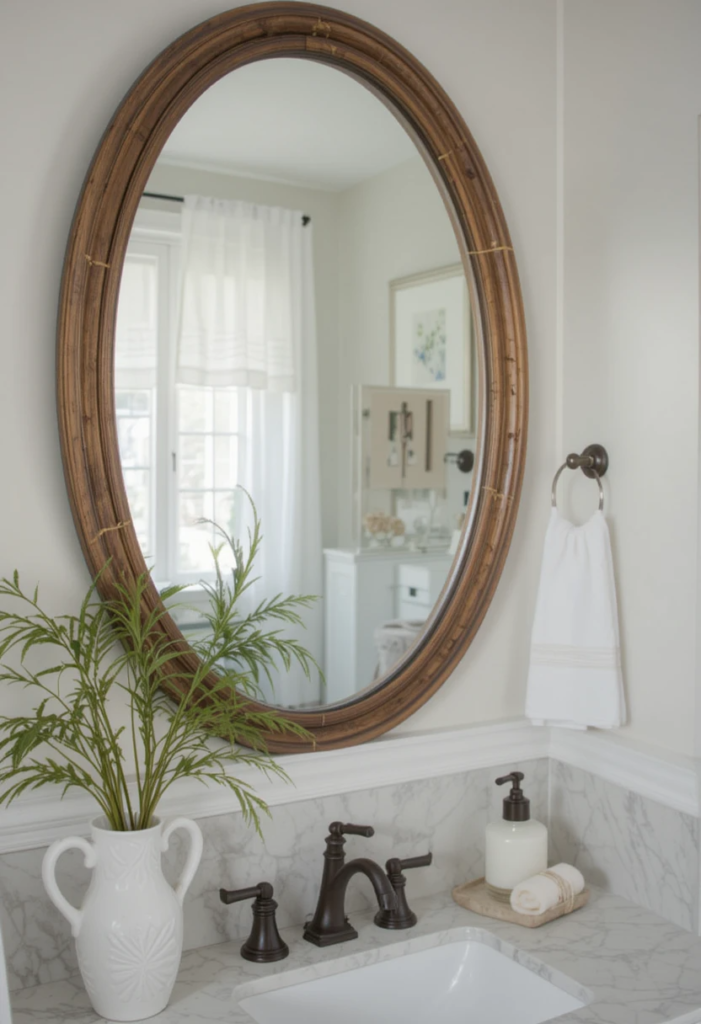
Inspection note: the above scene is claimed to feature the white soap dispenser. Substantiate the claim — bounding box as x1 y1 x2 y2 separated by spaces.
485 771 547 902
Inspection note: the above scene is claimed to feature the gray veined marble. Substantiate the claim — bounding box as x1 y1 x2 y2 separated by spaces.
549 760 700 932
4 751 700 1017
0 759 549 993
10 888 701 1024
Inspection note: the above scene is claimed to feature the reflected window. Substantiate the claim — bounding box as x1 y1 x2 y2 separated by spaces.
176 384 240 574
115 227 246 580
115 251 159 558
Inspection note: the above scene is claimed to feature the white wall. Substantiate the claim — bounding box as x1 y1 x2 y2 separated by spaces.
0 1 555 735
560 0 701 756
390 1 559 734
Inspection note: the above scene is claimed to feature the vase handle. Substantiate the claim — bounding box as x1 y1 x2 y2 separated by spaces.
42 835 97 938
162 817 203 906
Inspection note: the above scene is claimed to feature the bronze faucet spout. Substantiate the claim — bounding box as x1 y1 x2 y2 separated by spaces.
304 856 397 947
333 857 398 909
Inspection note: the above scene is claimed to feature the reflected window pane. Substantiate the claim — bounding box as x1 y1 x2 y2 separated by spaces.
176 382 242 577
214 390 238 432
115 387 154 558
214 491 238 537
122 468 151 556
115 256 158 389
178 386 211 432
178 491 214 572
214 436 237 489
179 434 210 489
211 492 237 573
116 391 151 415
117 417 151 469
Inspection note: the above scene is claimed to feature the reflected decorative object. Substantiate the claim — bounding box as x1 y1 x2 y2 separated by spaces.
363 512 406 547
391 264 474 434
364 386 449 491
56 3 528 751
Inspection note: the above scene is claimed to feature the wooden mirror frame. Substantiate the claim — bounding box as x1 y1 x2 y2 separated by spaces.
57 2 527 753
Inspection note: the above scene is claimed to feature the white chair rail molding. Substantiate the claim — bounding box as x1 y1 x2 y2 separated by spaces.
1 721 697 856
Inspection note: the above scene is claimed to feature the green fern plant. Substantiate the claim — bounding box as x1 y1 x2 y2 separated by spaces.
0 501 317 833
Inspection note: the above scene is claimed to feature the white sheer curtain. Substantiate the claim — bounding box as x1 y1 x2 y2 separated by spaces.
114 253 158 389
178 196 323 707
178 199 297 391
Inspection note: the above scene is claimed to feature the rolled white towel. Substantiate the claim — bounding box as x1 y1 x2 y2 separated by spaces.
510 863 584 916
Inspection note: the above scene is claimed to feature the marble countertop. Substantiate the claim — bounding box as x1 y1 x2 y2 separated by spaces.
10 888 701 1024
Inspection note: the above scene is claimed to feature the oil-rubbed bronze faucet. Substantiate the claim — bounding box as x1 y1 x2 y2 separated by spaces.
219 882 289 963
303 821 397 947
374 853 433 929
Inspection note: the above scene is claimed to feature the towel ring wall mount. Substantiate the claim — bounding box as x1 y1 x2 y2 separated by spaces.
551 444 609 511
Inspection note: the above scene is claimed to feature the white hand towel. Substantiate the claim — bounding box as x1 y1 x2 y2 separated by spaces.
525 508 626 730
510 863 585 916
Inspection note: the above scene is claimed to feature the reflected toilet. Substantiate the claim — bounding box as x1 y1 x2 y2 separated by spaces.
374 620 424 678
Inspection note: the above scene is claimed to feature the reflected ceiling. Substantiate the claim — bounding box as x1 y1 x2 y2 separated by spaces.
161 59 418 190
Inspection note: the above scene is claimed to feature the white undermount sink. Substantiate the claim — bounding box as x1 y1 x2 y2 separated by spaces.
236 929 589 1024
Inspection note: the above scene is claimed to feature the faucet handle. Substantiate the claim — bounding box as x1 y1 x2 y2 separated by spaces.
375 851 433 930
330 821 374 838
219 882 289 962
220 884 266 905
391 853 433 872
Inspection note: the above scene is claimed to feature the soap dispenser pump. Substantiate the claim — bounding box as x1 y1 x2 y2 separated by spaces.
485 771 547 902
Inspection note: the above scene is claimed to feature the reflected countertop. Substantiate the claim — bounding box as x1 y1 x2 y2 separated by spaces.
11 888 701 1023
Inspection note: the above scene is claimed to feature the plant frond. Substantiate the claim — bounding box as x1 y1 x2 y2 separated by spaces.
0 490 317 831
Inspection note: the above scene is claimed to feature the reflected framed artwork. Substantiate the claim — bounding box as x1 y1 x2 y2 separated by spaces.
390 263 473 434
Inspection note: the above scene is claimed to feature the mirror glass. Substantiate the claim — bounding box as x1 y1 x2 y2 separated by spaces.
114 57 478 710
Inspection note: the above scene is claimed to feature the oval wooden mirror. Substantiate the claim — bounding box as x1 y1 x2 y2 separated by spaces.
57 3 527 753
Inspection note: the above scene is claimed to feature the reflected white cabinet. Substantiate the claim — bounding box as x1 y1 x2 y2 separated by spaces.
323 548 453 705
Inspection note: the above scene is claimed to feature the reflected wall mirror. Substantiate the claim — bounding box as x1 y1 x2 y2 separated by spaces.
57 3 527 752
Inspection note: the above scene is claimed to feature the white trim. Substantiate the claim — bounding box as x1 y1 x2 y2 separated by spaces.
131 206 182 240
0 719 697 853
549 727 699 818
554 0 565 459
0 720 547 854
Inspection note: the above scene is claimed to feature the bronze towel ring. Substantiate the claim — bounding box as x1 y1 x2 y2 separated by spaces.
551 444 609 512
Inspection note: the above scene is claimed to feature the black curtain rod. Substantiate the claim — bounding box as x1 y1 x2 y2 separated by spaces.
142 191 311 225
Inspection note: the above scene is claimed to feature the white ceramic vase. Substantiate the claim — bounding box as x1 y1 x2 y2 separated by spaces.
42 816 203 1022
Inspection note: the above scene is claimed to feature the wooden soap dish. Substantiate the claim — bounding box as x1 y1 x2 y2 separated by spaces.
452 877 589 928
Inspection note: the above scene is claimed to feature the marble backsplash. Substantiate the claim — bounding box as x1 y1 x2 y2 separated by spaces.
548 759 700 933
3 753 699 995
0 759 549 993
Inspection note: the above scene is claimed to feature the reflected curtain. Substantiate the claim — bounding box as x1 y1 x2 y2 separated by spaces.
177 196 322 707
114 253 158 389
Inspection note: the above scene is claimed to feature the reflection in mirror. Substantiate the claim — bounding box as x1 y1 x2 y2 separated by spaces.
115 58 477 711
